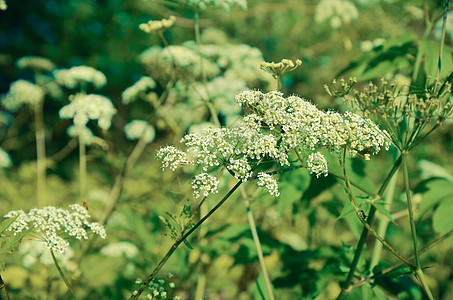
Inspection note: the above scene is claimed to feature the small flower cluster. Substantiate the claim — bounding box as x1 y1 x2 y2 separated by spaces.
0 147 12 168
260 59 302 79
257 172 279 196
16 56 55 72
124 120 156 143
4 204 106 253
187 0 247 13
1 80 45 112
100 241 139 259
59 93 117 130
67 125 107 147
139 16 176 33
122 76 157 104
135 273 177 300
192 173 220 199
307 152 328 177
0 0 6 10
156 146 192 171
54 66 107 90
315 0 358 29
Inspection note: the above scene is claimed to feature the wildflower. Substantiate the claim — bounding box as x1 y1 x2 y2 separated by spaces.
124 120 156 143
157 146 192 171
122 76 157 104
187 0 247 13
315 0 358 29
16 56 55 72
307 152 329 177
54 66 107 90
3 204 106 253
0 0 6 10
1 80 44 112
257 172 280 196
0 147 12 168
192 173 220 199
59 93 116 130
260 59 302 79
139 16 176 33
100 242 139 259
67 125 107 147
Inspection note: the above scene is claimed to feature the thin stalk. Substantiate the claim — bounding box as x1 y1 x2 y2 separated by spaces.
194 273 206 300
34 99 46 207
434 0 450 93
79 136 86 203
129 180 242 300
338 154 403 299
241 187 275 300
346 228 453 292
51 250 76 300
402 152 434 299
370 170 398 270
0 274 9 300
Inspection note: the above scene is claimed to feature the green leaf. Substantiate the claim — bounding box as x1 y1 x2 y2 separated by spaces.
417 159 453 181
372 202 395 224
278 167 310 213
0 228 32 255
432 200 453 235
253 271 275 300
183 239 193 250
0 215 19 236
415 178 453 217
421 40 453 80
337 202 355 219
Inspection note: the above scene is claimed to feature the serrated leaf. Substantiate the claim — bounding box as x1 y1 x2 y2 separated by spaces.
181 201 192 219
0 228 31 256
372 202 395 224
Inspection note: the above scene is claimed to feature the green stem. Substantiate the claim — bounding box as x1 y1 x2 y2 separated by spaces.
79 135 86 203
434 0 450 93
129 180 242 300
0 274 9 300
402 152 434 299
241 187 275 300
51 250 76 300
35 99 46 207
347 228 453 292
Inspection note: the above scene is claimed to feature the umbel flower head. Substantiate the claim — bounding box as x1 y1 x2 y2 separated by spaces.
59 93 117 130
124 120 156 143
121 76 157 104
139 16 176 33
260 59 302 79
54 65 107 90
16 56 55 73
4 204 106 253
157 90 389 198
1 79 45 112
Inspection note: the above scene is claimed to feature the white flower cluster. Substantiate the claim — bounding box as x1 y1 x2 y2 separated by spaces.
187 0 247 13
257 172 279 196
192 173 220 199
156 146 192 171
307 152 328 178
4 204 106 253
315 0 358 29
235 90 389 160
19 240 77 271
139 16 176 33
1 80 44 112
67 125 107 147
122 76 156 104
0 0 6 10
16 56 55 72
0 147 12 168
100 241 138 259
54 66 107 89
59 93 116 130
124 120 156 143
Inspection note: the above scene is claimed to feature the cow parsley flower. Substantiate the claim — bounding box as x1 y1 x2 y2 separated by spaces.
192 173 220 199
0 0 7 10
157 146 192 171
307 152 329 177
257 172 279 196
54 66 107 90
122 76 157 104
4 204 106 253
315 0 358 29
124 120 156 143
187 0 247 13
1 80 45 112
59 93 116 130
139 16 176 33
16 56 55 72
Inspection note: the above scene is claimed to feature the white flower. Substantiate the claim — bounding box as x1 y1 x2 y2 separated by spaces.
0 147 12 168
0 0 7 10
59 93 116 130
187 0 247 13
124 120 156 143
1 80 44 112
307 152 329 178
54 66 107 89
121 76 157 104
157 146 192 171
192 173 220 198
16 56 55 72
100 242 139 258
19 240 76 271
257 172 279 196
3 204 106 253
315 0 358 29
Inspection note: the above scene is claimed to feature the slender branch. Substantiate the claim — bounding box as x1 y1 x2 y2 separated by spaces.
34 99 47 207
51 250 76 300
0 274 10 300
434 0 450 93
402 152 434 299
79 136 86 203
240 187 275 300
129 180 242 300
